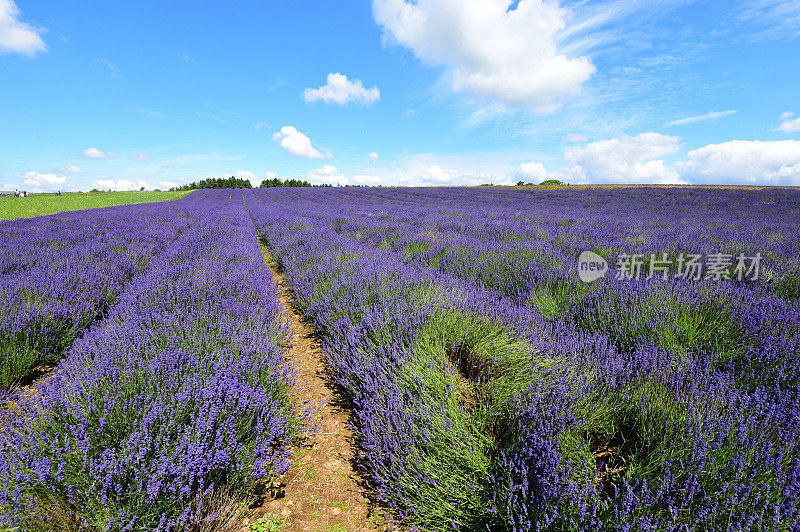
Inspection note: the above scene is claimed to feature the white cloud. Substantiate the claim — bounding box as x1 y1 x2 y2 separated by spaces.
158 180 179 189
514 161 547 183
92 179 152 191
737 0 800 41
419 165 456 184
308 164 348 185
127 107 169 119
675 140 800 185
234 170 256 184
83 147 114 159
372 0 595 111
557 133 684 184
354 151 514 186
19 171 66 189
255 121 270 130
665 110 738 127
777 112 800 133
132 152 148 161
0 0 46 56
196 110 228 124
295 151 523 187
272 126 329 158
303 72 380 106
407 163 501 186
58 165 81 173
369 152 379 164
352 174 383 185
96 58 119 76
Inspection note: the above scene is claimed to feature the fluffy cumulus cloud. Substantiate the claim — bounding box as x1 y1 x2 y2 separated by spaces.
674 140 800 185
372 0 595 111
272 126 329 158
399 162 493 187
83 147 114 159
92 179 152 191
369 152 379 164
19 171 66 189
549 135 800 185
234 170 257 184
408 164 499 186
514 161 547 183
778 111 800 133
352 173 383 185
344 152 515 187
0 0 46 56
556 133 684 184
303 73 381 106
308 164 348 185
419 165 457 184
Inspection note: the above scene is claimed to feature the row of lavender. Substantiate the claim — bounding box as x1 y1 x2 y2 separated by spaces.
250 187 800 531
326 192 800 395
323 187 800 300
0 203 198 388
1 194 299 529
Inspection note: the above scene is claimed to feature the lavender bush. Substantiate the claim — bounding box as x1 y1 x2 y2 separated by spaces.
0 198 297 530
0 202 195 388
249 186 800 531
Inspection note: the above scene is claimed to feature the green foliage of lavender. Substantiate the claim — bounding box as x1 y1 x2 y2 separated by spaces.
0 204 194 388
0 196 298 529
250 186 800 531
2 186 799 531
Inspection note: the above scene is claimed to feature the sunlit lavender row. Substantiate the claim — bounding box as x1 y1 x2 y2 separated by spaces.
250 186 800 531
1 195 298 529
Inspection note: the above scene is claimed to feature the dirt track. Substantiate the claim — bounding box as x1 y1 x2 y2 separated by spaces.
241 251 391 531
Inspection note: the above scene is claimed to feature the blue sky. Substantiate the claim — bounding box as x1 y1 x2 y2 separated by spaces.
1 0 799 191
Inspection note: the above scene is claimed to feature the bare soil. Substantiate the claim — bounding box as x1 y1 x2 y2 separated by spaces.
241 253 393 532
1 364 57 416
591 435 628 499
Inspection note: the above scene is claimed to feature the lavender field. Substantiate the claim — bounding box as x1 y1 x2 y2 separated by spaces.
2 186 799 531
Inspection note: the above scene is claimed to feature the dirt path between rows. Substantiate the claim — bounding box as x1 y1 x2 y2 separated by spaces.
241 251 392 532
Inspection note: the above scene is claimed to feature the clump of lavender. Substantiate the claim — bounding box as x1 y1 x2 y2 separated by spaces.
248 186 800 531
0 202 194 388
0 201 297 530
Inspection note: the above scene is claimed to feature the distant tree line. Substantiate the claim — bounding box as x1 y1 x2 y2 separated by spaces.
513 179 567 186
537 179 567 186
260 177 332 188
171 176 253 191
480 179 568 187
168 175 341 191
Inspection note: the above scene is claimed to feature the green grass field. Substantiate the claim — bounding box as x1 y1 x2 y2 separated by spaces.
0 190 193 221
